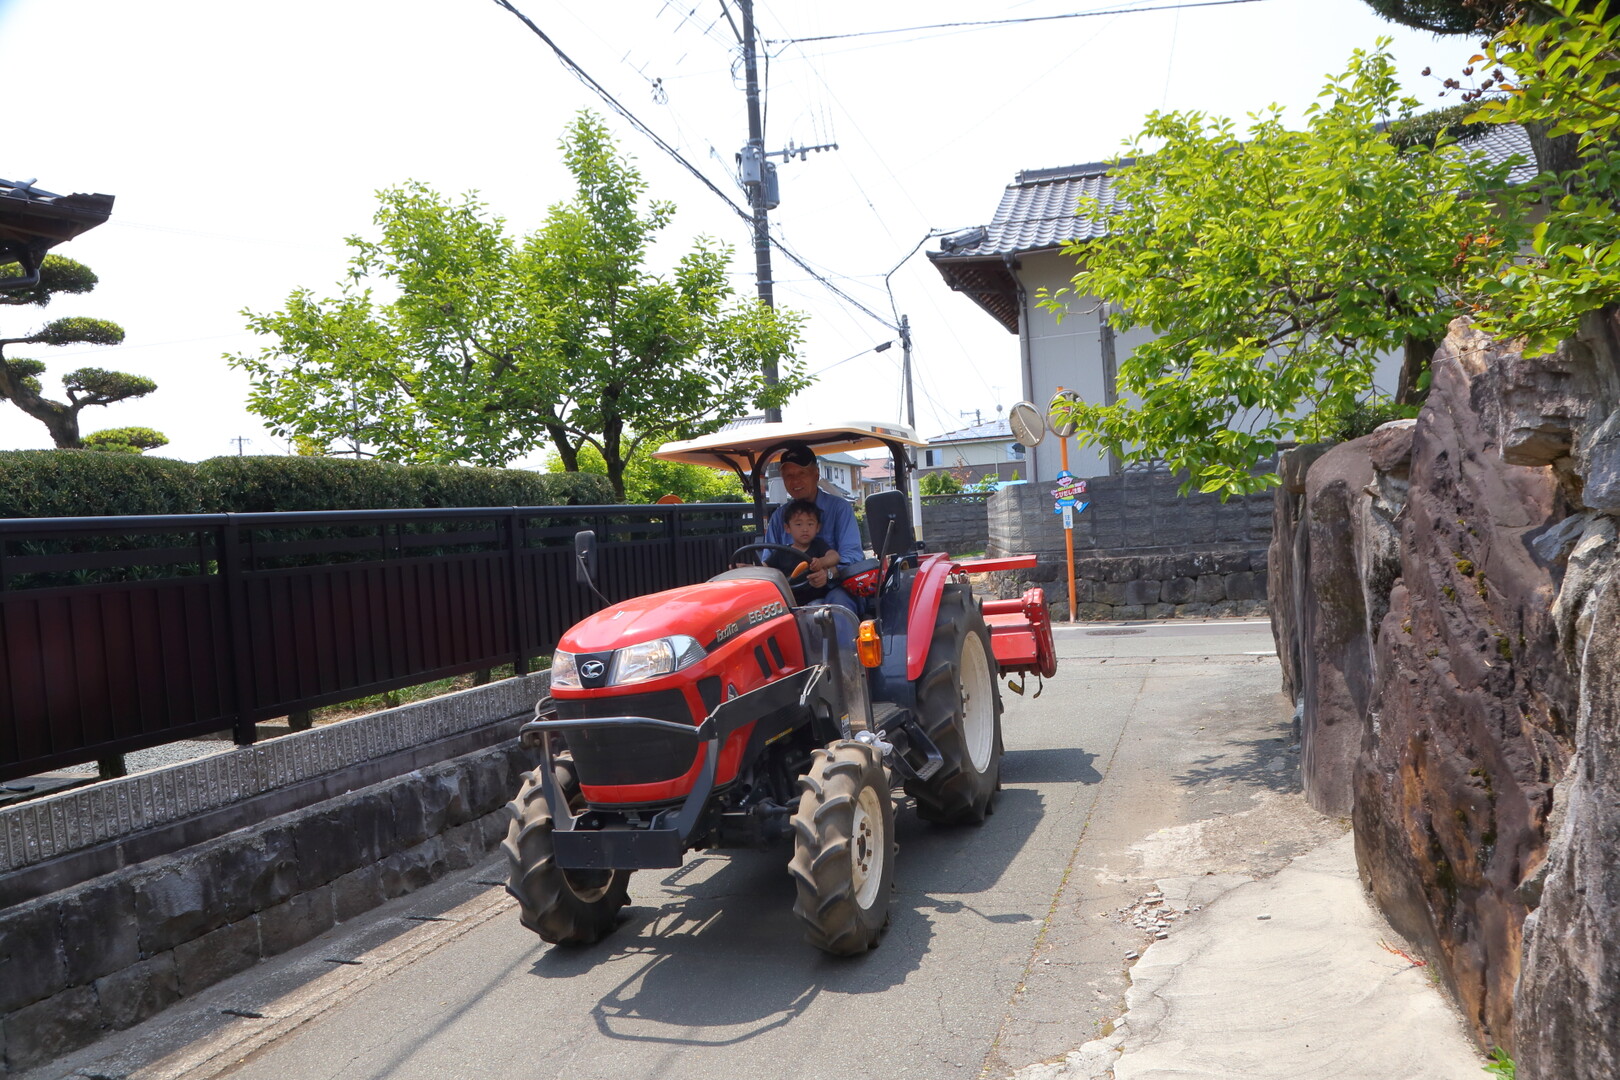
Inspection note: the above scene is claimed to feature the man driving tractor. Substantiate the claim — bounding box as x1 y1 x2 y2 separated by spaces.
761 442 863 613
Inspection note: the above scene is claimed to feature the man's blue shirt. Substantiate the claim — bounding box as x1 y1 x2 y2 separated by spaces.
765 489 864 565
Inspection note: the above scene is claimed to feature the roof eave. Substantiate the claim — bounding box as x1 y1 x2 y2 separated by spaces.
926 251 1021 334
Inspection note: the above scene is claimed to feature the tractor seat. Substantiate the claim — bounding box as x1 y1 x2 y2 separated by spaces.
708 565 796 609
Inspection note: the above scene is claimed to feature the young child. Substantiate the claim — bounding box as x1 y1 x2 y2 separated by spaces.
765 498 840 602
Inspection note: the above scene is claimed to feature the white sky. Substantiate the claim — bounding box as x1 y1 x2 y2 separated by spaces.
0 0 1477 465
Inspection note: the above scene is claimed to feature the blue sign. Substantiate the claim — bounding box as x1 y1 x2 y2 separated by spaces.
1054 500 1091 515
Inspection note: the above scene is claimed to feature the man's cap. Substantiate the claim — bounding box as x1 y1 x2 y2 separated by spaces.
779 442 817 468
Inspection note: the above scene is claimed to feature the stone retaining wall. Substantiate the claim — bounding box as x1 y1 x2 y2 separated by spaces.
0 677 548 1073
984 547 1270 621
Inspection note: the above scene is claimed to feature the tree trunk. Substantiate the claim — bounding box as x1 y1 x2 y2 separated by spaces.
1396 333 1439 405
0 357 83 447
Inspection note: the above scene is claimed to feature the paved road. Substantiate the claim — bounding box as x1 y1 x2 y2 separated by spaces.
39 619 1348 1080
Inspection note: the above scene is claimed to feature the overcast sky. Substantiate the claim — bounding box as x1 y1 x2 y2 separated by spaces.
0 0 1477 465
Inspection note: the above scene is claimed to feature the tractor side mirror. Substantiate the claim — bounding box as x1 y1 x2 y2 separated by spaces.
574 530 598 589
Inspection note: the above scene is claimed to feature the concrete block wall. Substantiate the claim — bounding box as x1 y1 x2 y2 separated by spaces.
986 468 1274 560
982 466 1274 621
0 741 530 1073
918 494 991 555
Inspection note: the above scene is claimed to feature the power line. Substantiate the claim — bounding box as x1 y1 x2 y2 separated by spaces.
763 0 1274 46
490 0 898 335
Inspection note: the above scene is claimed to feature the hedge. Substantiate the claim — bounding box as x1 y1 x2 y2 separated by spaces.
0 450 207 518
0 451 619 519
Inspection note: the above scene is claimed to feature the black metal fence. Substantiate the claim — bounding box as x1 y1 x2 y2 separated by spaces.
0 503 757 782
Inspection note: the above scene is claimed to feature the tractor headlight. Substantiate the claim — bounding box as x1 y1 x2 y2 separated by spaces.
611 635 706 685
550 649 581 689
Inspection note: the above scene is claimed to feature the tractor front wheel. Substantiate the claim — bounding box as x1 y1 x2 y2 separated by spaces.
503 764 631 946
789 741 895 956
906 581 1004 824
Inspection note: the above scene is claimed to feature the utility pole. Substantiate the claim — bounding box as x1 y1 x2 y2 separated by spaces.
738 0 779 423
901 314 923 541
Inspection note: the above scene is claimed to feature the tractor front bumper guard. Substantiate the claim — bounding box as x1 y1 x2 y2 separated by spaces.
518 666 820 871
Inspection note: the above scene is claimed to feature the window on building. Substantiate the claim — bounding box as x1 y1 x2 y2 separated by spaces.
924 449 935 467
1009 442 1026 460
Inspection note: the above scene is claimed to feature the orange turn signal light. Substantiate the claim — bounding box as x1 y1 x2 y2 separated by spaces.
857 620 883 668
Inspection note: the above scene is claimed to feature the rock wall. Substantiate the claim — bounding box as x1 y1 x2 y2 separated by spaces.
1271 312 1620 1075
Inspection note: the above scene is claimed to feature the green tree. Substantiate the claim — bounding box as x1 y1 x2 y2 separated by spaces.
0 255 162 448
1357 0 1515 33
919 470 963 495
82 425 169 454
1463 0 1620 352
548 441 745 504
231 111 808 497
1042 45 1521 496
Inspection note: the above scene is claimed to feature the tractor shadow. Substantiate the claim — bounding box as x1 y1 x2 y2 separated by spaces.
527 787 1043 1048
1000 746 1102 785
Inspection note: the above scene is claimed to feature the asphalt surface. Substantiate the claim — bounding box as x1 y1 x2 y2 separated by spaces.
29 619 1482 1080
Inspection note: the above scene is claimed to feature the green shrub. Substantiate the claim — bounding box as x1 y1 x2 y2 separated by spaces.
197 456 424 513
0 452 620 519
0 450 206 518
1323 397 1420 443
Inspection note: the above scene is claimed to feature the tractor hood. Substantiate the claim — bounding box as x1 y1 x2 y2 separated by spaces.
559 575 791 655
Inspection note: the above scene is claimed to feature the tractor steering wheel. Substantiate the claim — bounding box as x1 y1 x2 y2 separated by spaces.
730 542 832 593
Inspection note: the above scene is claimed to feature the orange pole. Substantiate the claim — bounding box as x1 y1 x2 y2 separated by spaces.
1059 435 1076 622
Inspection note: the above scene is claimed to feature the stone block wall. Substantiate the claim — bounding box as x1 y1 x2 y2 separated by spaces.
0 741 529 1072
0 674 550 1073
984 547 1269 621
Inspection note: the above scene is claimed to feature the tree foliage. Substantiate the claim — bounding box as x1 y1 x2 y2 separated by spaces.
0 256 161 449
1462 0 1620 352
1358 0 1515 33
82 426 169 454
919 470 964 495
548 441 745 504
231 111 808 496
1042 45 1521 495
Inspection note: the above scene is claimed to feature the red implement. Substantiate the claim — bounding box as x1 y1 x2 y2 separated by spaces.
982 587 1058 678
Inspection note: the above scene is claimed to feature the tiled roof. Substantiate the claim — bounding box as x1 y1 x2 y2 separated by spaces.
1456 123 1538 184
927 124 1540 333
933 163 1123 262
930 418 1013 444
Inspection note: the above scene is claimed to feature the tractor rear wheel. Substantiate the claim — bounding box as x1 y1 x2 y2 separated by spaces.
503 762 631 946
789 741 895 955
906 581 1003 824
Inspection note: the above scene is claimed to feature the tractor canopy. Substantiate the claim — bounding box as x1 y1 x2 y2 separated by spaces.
653 420 925 513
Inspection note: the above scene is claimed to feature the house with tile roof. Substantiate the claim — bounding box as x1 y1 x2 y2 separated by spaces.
918 415 1026 487
927 126 1539 484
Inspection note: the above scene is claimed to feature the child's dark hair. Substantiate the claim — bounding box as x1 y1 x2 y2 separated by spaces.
784 498 823 525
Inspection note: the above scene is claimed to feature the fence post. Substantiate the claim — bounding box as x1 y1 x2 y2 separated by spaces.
218 517 258 747
505 509 529 677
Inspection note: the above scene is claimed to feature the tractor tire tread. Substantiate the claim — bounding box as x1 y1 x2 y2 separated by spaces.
789 741 894 956
504 766 631 947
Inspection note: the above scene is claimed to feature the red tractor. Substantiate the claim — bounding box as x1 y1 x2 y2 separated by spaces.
504 422 1057 955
